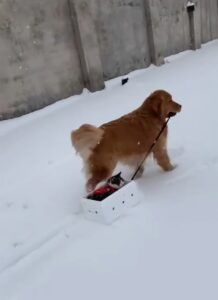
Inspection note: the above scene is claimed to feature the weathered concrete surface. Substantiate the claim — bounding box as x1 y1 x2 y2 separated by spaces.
144 0 165 65
90 0 151 80
147 0 191 59
0 0 84 119
200 0 218 43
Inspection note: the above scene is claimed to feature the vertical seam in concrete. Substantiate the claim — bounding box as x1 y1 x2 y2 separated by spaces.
68 0 89 88
188 10 195 49
143 0 157 65
68 0 105 92
142 0 152 65
143 0 164 66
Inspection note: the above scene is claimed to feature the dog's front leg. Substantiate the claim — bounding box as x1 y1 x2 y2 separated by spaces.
152 140 175 172
86 167 113 193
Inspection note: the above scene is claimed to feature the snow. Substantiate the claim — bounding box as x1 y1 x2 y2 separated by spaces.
186 1 195 7
1 40 218 300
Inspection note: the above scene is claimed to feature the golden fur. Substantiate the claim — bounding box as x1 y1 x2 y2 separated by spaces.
71 90 182 192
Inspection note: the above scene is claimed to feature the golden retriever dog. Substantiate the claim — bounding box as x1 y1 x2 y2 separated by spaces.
71 90 182 192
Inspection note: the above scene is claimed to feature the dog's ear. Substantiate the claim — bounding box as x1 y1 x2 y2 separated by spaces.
156 98 166 119
147 94 166 119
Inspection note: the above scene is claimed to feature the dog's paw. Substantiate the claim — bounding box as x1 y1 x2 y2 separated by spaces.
86 181 95 193
164 164 177 171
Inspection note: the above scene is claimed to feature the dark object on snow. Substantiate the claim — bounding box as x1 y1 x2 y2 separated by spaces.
121 78 129 85
87 172 126 201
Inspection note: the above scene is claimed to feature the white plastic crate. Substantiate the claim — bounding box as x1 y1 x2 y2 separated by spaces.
81 180 142 224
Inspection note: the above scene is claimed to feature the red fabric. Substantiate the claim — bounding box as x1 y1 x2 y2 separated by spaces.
87 184 117 200
91 185 116 195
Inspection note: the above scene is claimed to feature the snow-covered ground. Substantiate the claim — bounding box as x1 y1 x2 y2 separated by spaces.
0 40 218 300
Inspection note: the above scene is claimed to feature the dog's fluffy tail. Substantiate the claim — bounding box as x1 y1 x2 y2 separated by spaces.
71 124 104 160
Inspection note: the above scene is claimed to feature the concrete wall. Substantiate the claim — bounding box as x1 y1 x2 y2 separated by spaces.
147 0 191 59
201 0 218 43
0 0 218 120
90 0 151 80
0 0 84 119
